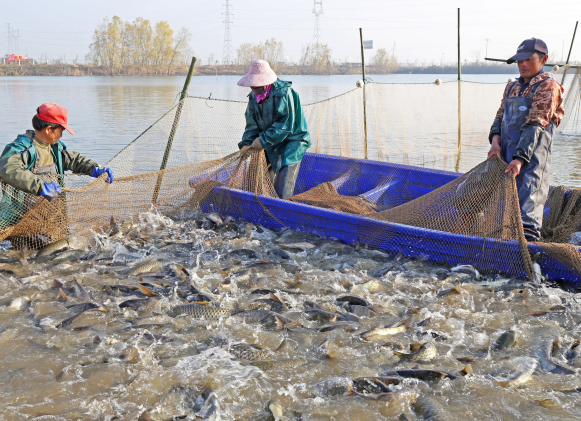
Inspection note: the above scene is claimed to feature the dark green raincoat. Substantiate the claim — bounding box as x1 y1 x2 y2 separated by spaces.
238 79 310 173
0 131 98 227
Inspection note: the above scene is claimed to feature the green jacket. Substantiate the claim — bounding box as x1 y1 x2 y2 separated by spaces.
0 130 98 195
238 79 311 173
0 131 98 228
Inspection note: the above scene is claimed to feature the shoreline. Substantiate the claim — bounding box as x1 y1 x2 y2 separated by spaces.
0 63 529 77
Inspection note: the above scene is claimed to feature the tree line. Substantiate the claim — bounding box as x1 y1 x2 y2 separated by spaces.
86 16 398 75
87 17 192 75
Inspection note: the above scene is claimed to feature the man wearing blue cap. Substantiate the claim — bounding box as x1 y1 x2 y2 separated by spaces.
487 38 564 241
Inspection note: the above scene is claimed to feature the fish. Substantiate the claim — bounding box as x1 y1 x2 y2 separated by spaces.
496 358 536 388
279 242 315 251
493 330 517 351
35 239 69 258
228 249 257 259
535 328 576 375
126 260 164 276
450 264 480 279
66 302 108 313
251 358 310 371
360 315 414 341
89 327 122 345
231 310 295 330
248 293 287 313
206 213 223 225
6 296 30 311
368 263 396 278
51 250 84 264
346 383 418 404
383 369 457 382
304 308 342 322
319 323 361 333
167 303 231 319
71 279 90 301
566 340 581 367
58 306 108 328
413 396 447 421
351 377 401 394
228 342 272 361
393 342 437 363
119 298 152 309
336 295 369 307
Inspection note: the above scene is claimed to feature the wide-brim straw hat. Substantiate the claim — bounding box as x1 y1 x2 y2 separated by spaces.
237 60 277 87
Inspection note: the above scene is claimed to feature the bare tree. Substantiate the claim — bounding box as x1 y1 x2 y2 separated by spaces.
471 49 482 64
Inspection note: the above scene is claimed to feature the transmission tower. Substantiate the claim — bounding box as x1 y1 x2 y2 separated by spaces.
5 23 14 54
222 0 233 64
312 0 323 46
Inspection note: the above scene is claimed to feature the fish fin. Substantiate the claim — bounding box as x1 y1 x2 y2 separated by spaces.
59 288 68 302
274 337 287 352
274 315 285 330
393 351 406 356
403 315 415 328
409 343 423 352
218 269 228 278
453 284 464 294
270 293 282 304
461 364 473 376
511 340 518 348
195 301 210 306
341 278 352 291
346 382 356 396
138 284 158 297
257 259 271 264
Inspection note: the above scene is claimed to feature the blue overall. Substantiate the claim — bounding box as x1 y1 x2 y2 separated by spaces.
500 79 554 241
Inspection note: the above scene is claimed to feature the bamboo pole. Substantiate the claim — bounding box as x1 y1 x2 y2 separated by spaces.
152 56 198 205
360 28 368 159
561 21 578 86
457 8 462 168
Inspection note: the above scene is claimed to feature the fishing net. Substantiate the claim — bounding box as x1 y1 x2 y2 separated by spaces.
1 79 581 282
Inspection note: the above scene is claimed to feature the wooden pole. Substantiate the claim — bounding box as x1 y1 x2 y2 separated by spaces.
561 21 578 86
360 28 368 159
152 56 198 205
457 8 462 170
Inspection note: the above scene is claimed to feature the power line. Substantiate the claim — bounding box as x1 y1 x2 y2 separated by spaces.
312 0 323 46
222 0 233 64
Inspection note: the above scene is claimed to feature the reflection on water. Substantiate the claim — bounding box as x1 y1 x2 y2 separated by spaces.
1 74 580 186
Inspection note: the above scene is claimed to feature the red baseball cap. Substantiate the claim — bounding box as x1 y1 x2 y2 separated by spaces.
37 103 75 135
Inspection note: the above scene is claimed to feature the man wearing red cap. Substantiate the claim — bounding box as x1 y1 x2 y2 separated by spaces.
0 103 113 230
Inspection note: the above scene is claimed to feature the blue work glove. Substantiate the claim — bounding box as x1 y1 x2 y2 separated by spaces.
40 182 62 202
92 166 114 183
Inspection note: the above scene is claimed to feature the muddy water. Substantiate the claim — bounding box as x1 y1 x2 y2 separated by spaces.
1 211 581 420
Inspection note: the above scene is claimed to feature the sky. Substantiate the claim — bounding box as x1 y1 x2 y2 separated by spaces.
1 0 580 65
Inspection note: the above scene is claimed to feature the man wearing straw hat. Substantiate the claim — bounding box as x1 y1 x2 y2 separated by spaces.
237 60 311 199
488 38 564 242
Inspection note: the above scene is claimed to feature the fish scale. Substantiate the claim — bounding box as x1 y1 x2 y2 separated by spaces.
167 303 231 319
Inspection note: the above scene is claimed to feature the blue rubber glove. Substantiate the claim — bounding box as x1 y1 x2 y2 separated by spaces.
40 182 62 201
91 167 114 183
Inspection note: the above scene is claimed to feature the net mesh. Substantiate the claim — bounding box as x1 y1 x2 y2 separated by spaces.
1 79 580 282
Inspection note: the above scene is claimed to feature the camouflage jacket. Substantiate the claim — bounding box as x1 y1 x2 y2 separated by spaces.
493 72 564 128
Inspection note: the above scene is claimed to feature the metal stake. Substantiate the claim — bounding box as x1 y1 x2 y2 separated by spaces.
152 56 198 205
457 8 462 169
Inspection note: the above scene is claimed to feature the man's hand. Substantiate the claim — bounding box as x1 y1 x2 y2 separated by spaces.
488 135 501 159
250 137 263 150
505 159 523 177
